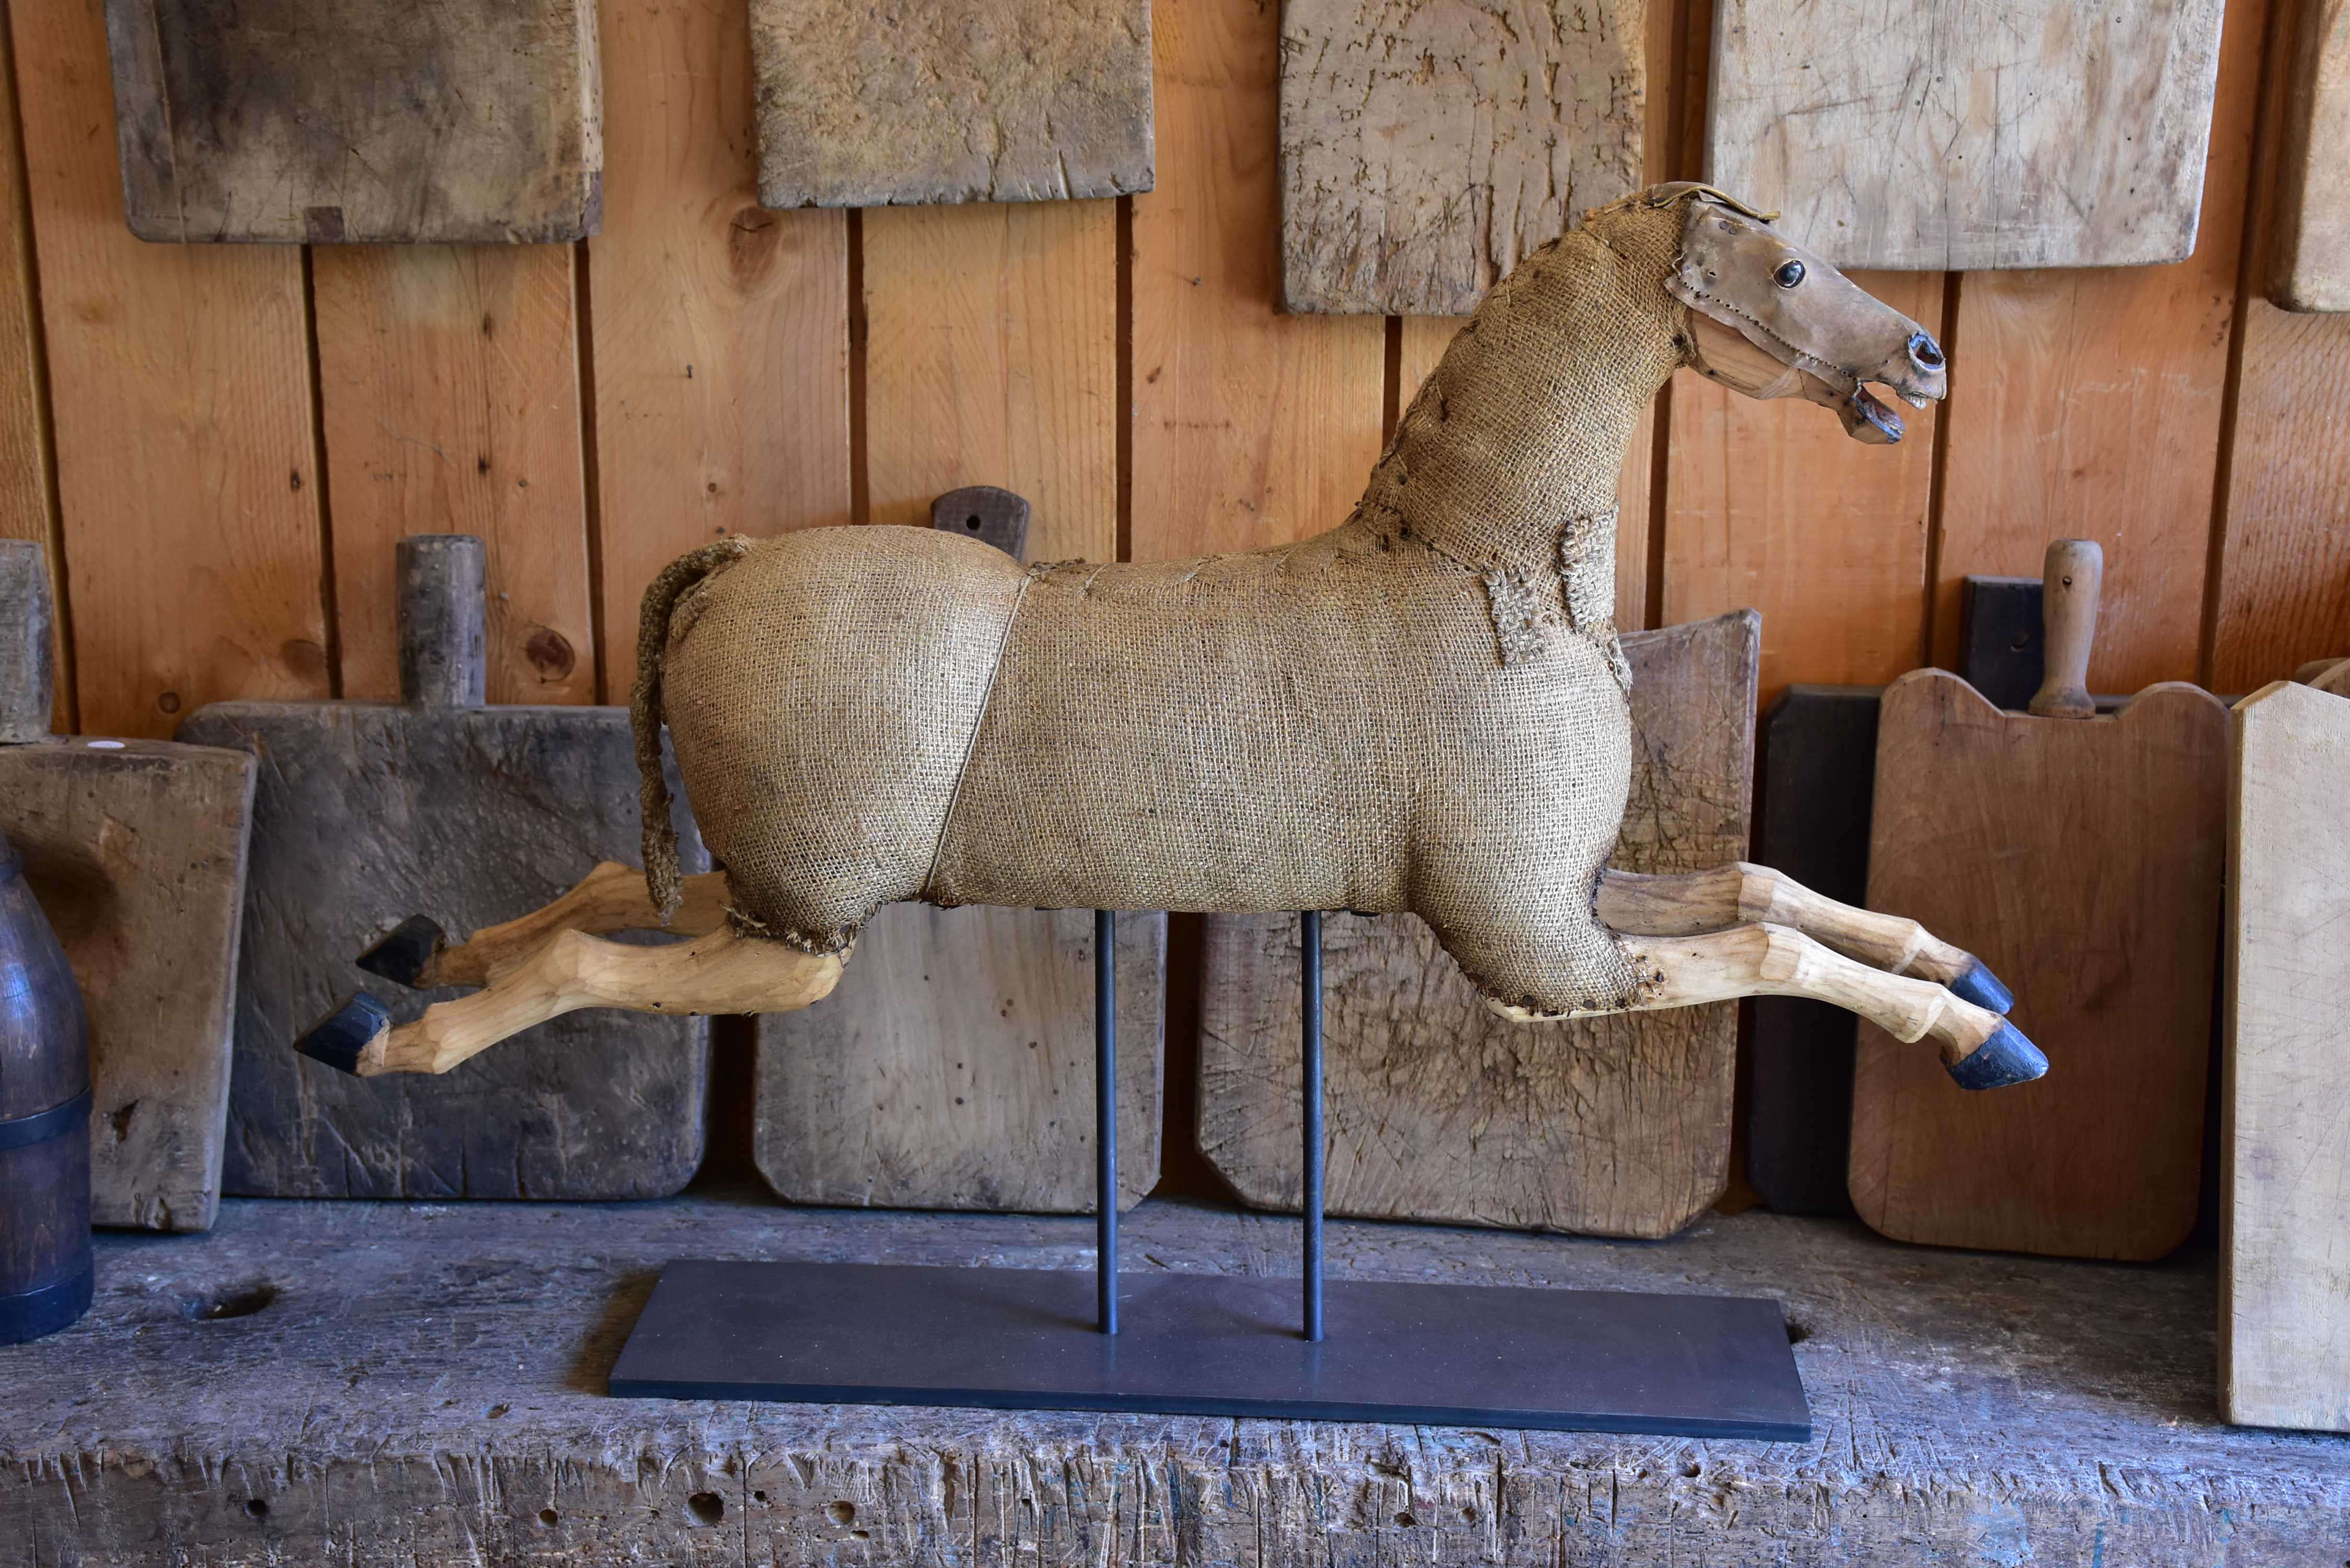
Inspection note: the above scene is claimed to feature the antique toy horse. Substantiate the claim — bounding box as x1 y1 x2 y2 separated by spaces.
303 183 2043 1092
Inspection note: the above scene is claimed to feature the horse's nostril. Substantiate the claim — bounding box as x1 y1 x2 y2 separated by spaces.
1909 333 1945 370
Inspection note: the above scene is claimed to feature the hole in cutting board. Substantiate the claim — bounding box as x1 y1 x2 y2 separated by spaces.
182 1282 279 1321
688 1492 724 1526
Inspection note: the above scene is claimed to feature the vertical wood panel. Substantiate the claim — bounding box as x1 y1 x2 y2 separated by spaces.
1131 0 1384 561
1663 274 1943 699
588 0 850 697
313 246 595 705
862 202 1118 563
11 0 325 739
1930 0 2271 691
0 11 64 725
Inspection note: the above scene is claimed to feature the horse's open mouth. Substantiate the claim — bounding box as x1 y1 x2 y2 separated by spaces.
1843 383 1906 444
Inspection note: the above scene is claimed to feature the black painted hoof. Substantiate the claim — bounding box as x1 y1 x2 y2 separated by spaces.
296 994 392 1075
355 915 446 989
1946 1021 2048 1091
1946 959 2013 1015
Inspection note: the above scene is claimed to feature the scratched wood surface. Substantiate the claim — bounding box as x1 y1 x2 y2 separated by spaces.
1199 611 1759 1239
312 246 595 705
1278 0 1647 314
2223 678 2350 1433
746 0 1153 207
102 0 601 242
1706 0 2229 269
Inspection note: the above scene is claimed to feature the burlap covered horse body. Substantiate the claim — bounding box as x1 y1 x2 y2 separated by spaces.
302 183 2048 1096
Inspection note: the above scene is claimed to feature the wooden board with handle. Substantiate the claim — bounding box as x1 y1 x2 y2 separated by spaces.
1705 0 2228 269
102 0 601 243
1197 609 1758 1239
179 536 710 1201
2222 675 2350 1432
0 543 255 1232
1851 542 2228 1259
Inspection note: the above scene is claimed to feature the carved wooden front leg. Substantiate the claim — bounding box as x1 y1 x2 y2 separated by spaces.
1596 863 2013 1012
298 926 845 1078
358 862 734 989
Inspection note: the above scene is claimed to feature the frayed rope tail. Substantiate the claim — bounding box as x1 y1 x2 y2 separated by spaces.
631 536 753 920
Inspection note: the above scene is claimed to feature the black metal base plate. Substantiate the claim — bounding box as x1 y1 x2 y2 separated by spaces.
608 1261 1810 1440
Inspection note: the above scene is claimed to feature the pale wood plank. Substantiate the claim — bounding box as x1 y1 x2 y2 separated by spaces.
2264 0 2350 310
12 0 326 739
312 246 595 705
2224 678 2350 1432
1278 0 1646 314
1929 0 2271 690
1663 272 1942 698
103 0 601 243
587 0 849 696
1851 672 2228 1260
861 202 1117 559
1706 0 2229 269
1131 0 1385 560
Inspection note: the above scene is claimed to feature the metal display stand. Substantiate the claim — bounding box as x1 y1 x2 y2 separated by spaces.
609 913 1812 1439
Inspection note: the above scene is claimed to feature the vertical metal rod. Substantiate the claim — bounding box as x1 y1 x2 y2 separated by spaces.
1096 910 1118 1336
1300 910 1325 1343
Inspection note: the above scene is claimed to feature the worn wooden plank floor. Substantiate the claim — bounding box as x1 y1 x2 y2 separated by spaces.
4 1191 2344 1564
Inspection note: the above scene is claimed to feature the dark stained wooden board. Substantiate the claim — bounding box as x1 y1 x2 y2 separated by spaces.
178 702 709 1200
1199 610 1759 1239
103 0 601 242
746 0 1153 207
1851 672 2228 1260
10 1195 2350 1563
756 908 1165 1212
1742 684 1876 1218
1278 0 1648 314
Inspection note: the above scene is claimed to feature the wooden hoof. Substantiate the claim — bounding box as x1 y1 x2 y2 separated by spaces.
355 915 447 990
1946 959 2013 1016
296 994 391 1075
1945 1020 2047 1090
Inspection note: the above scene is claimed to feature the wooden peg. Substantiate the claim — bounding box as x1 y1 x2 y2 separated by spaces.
0 540 55 743
2026 539 2102 719
397 535 488 708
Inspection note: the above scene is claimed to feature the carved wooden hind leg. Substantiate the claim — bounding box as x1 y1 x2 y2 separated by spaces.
1597 863 2013 1012
1490 923 2047 1090
298 925 845 1078
358 862 734 989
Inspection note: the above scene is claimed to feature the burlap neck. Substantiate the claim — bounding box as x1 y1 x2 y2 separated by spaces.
1351 198 1688 585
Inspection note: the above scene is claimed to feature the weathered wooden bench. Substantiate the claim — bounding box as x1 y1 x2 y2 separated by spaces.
5 1193 2343 1563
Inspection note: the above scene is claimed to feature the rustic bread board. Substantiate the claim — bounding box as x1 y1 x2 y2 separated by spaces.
1851 671 2228 1259
1278 0 1646 314
103 0 601 242
179 702 709 1199
2222 678 2350 1431
747 0 1153 207
757 907 1165 1211
2268 0 2350 309
1198 609 1758 1239
1706 0 2228 269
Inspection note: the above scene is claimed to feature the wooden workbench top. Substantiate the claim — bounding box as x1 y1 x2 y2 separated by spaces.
4 1190 2343 1564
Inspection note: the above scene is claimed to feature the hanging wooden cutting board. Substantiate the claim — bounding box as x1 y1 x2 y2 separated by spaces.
0 543 254 1232
2268 0 2350 310
1197 608 1757 1240
1706 0 2227 269
179 536 709 1200
2222 672 2350 1432
104 0 602 242
1850 543 2228 1260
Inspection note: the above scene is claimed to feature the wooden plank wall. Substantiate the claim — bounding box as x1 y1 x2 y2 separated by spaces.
0 0 2338 1174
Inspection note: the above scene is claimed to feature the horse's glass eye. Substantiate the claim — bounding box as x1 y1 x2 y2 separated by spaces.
1774 260 1805 288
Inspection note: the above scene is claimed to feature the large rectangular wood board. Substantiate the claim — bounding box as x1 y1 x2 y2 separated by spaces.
0 740 252 1231
1705 0 2228 269
1199 610 1759 1240
103 0 601 242
747 0 1153 207
1851 671 2228 1259
2222 677 2350 1431
1278 0 1646 314
757 908 1166 1211
2268 0 2350 310
178 702 710 1200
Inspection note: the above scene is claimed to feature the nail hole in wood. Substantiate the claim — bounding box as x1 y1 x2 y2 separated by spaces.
537 1508 558 1528
965 515 982 530
243 1499 268 1520
183 1282 279 1321
688 1492 724 1526
829 1501 857 1526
